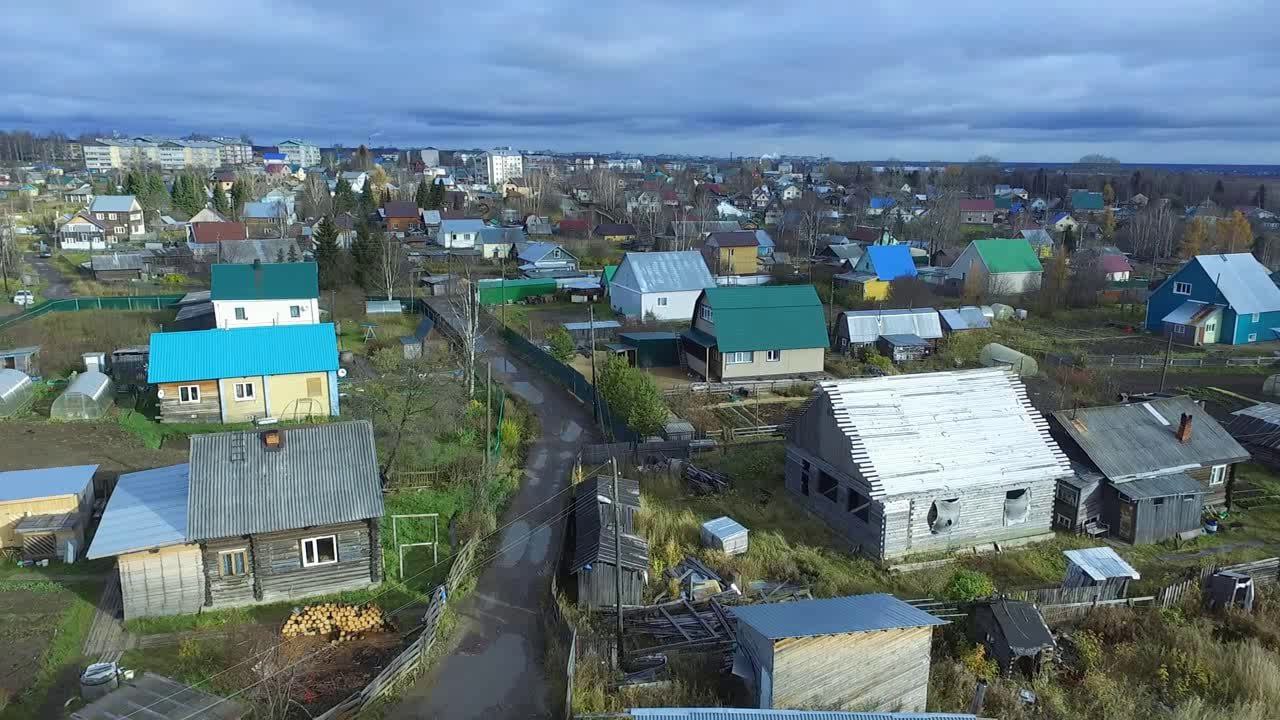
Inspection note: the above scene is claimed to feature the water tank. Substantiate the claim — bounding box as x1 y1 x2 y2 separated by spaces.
80 662 119 701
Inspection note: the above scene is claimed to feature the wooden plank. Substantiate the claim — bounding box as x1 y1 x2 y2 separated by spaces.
658 605 693 642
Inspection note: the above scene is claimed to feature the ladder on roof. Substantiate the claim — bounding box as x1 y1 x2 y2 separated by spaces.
229 433 246 463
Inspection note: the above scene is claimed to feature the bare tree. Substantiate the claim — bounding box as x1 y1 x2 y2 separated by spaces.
587 168 623 215
0 214 20 294
446 259 488 397
374 235 406 300
1127 201 1177 259
298 174 332 220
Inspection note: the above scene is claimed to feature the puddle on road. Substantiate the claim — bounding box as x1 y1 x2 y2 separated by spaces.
509 381 543 405
498 520 530 567
491 357 517 375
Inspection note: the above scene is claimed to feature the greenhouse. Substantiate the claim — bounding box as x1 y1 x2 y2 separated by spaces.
50 371 114 420
980 343 1038 377
0 369 34 418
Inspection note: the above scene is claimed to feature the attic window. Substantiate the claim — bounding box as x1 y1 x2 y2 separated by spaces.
927 498 960 534
1004 489 1030 525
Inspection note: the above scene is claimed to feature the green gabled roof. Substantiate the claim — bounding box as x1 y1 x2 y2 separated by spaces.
602 265 618 286
972 239 1043 274
211 262 319 301
701 285 829 352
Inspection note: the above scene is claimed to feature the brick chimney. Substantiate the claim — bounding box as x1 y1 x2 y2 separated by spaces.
1176 413 1193 444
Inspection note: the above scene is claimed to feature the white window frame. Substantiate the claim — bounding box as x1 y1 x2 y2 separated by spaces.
725 351 754 364
1249 333 1258 342
300 535 338 567
1253 312 1261 322
233 382 255 402
1209 464 1227 486
699 306 713 322
234 307 247 320
289 305 302 318
1173 281 1192 295
656 297 668 307
178 384 200 404
218 548 248 576
766 349 782 362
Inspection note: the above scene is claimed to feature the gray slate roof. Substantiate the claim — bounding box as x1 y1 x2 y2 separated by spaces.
611 250 715 294
570 476 647 574
90 253 144 271
1187 253 1280 315
90 195 138 212
628 711 975 720
87 464 190 558
840 308 942 344
731 593 946 640
187 421 383 540
1052 396 1249 482
1114 471 1205 500
1063 547 1140 581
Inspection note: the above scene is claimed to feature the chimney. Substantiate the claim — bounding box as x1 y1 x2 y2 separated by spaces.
1176 413 1193 444
260 429 284 451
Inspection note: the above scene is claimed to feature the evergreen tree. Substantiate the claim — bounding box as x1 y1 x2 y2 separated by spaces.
230 179 250 219
211 184 230 215
360 180 378 215
124 171 143 197
1062 226 1078 253
312 215 344 289
351 222 377 289
276 248 286 263
414 180 430 209
170 175 187 210
145 173 167 211
333 178 356 214
287 244 299 262
427 181 445 210
1258 183 1268 210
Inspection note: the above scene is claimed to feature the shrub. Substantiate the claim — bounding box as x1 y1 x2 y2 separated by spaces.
498 417 522 451
959 642 999 679
546 326 575 362
943 569 995 601
859 348 897 375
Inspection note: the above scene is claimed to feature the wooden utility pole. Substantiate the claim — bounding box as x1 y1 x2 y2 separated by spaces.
485 360 492 474
1159 330 1174 393
589 304 602 431
611 456 624 666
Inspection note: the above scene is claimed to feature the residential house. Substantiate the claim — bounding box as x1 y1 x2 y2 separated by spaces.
241 201 290 237
524 215 553 237
836 245 917 301
703 231 760 275
210 261 319 329
835 308 942 353
594 223 637 244
90 253 145 282
1130 193 1149 207
147 322 339 423
476 227 527 261
1226 403 1280 470
86 422 384 619
333 212 359 248
733 594 947 712
438 218 487 249
189 221 248 247
1070 190 1105 212
681 285 828 381
780 184 803 202
754 229 774 258
0 465 96 561
867 197 896 216
189 208 227 224
785 368 1071 561
58 211 108 250
501 178 531 198
90 195 145 242
63 184 94 206
610 250 716 321
558 218 590 237
1049 212 1079 234
959 198 995 225
817 243 864 266
339 171 367 194
1050 397 1249 543
1018 229 1055 259
849 225 896 245
1145 253 1280 345
946 239 1044 295
751 185 772 209
212 170 236 192
380 200 420 236
517 242 578 275
1091 251 1134 281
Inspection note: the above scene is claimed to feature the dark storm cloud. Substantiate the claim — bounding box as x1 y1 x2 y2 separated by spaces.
2 0 1278 162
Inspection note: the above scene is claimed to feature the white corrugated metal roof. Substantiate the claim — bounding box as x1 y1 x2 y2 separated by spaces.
1191 253 1280 314
87 464 190 558
840 308 942 344
814 368 1071 498
1063 547 1140 582
612 251 715 294
629 710 974 720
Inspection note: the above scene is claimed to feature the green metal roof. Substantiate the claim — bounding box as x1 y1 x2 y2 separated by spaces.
972 239 1043 274
701 285 829 352
602 265 618 285
211 262 319 301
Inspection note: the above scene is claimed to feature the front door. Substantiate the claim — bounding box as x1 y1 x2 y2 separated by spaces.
1118 501 1136 542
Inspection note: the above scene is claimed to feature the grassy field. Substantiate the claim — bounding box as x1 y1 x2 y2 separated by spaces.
0 573 100 719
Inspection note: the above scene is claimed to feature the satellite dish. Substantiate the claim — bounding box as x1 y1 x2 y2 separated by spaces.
156 388 165 399
337 368 348 378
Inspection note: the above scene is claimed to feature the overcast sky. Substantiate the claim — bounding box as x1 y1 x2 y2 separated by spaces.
3 1 1277 163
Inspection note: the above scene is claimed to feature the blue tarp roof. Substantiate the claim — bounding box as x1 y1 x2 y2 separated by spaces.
86 464 189 558
864 245 917 281
869 197 896 209
731 593 946 640
148 323 338 383
0 465 96 502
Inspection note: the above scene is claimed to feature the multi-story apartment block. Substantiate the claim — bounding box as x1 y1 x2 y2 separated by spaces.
211 138 253 166
84 138 223 171
277 140 321 167
486 148 523 186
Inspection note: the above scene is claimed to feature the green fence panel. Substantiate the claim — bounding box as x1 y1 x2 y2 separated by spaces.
0 294 184 332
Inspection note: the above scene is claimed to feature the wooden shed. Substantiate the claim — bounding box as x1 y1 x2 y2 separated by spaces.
569 476 649 609
971 599 1056 676
0 465 96 560
731 594 947 711
0 345 40 377
1062 547 1140 595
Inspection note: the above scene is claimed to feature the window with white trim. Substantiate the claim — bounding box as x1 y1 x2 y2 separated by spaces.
699 305 713 322
725 351 754 364
1209 464 1227 486
656 297 667 307
219 549 248 576
300 535 338 567
1249 333 1258 342
178 385 200 403
1173 281 1192 295
234 307 247 320
290 305 302 318
766 349 782 362
233 382 255 401
1253 313 1261 322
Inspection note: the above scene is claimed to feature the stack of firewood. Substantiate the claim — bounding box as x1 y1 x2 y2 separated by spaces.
281 603 387 643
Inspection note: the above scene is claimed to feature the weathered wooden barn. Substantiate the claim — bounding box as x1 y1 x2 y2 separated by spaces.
971 599 1056 676
87 421 385 619
784 368 1072 561
731 594 947 711
569 476 648 609
1225 402 1280 471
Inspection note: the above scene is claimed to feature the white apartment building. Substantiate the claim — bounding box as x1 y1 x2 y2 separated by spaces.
486 148 523 186
212 138 253 166
277 140 321 167
83 138 223 170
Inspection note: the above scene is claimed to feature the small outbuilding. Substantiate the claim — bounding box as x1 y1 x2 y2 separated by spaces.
971 599 1056 677
51 370 114 420
400 317 436 360
1226 402 1280 469
979 343 1037 377
876 334 930 363
569 476 649 609
732 594 947 712
0 369 34 417
1062 547 1140 594
701 516 749 555
0 464 96 560
0 345 40 377
939 306 993 333
563 319 621 346
617 331 682 368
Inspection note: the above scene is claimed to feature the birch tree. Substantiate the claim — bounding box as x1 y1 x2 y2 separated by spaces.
446 259 487 397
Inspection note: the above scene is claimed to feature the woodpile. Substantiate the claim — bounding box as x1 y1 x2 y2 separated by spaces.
281 603 389 643
682 463 731 494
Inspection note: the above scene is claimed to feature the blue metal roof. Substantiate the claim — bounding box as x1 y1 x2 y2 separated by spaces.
147 323 338 383
864 245 917 281
86 464 189 558
241 201 286 219
731 594 946 640
90 195 138 213
0 465 96 503
1063 547 1140 582
869 197 896 209
629 710 975 720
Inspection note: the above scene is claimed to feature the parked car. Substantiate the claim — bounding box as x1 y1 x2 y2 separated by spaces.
12 290 34 306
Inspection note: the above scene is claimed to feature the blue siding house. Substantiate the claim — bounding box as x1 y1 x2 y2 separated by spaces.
1145 254 1280 345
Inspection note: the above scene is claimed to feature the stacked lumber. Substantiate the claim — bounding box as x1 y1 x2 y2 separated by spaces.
281 603 388 643
682 463 731 494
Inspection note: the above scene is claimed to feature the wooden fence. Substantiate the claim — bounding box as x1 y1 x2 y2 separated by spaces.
661 378 817 397
314 535 483 720
704 425 784 442
1005 584 1125 606
546 571 577 720
1083 354 1280 369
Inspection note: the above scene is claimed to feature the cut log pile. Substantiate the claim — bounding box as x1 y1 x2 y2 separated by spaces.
281 603 389 644
682 463 731 494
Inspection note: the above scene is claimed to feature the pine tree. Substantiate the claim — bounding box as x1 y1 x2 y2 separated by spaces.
276 248 286 263
145 173 167 211
427 181 445 210
351 222 376 288
333 178 355 215
414 180 430 209
230 179 250 219
1062 226 1078 253
211 184 230 215
361 181 378 216
125 171 143 198
313 215 343 289
287 244 299 262
1258 184 1268 210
